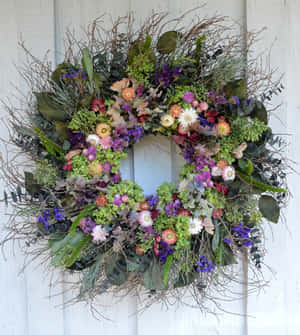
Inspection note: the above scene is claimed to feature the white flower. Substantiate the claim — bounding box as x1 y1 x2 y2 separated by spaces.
189 217 203 235
222 166 235 181
211 166 222 177
202 217 214 235
138 210 153 227
178 179 189 192
91 225 108 243
86 134 100 146
178 108 198 128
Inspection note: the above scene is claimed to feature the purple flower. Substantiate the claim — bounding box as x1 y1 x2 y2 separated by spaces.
136 85 145 97
223 238 233 245
122 103 132 112
156 65 181 88
121 194 129 203
111 172 121 184
102 161 112 173
195 171 211 183
158 240 174 263
183 91 195 103
146 195 159 210
232 223 252 247
196 255 216 273
128 126 143 143
79 217 96 233
68 131 86 149
54 207 65 221
113 195 122 206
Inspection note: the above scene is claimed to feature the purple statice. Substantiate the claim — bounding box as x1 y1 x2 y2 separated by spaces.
128 126 143 143
196 255 216 273
111 172 121 184
232 223 252 247
195 171 211 183
223 238 233 245
183 146 195 163
102 161 112 173
156 65 181 88
112 128 130 152
206 91 227 107
183 91 195 104
37 209 52 227
68 131 86 149
79 217 96 234
158 240 174 263
165 199 182 217
232 96 240 105
122 103 132 112
61 68 87 80
193 155 216 172
146 195 159 210
143 226 155 241
113 195 122 206
136 85 145 97
54 207 65 221
82 146 97 161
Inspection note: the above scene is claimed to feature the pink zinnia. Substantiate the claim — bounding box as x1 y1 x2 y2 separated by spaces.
99 136 112 150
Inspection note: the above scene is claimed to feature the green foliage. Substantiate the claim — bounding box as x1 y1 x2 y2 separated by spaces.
69 149 127 180
215 241 237 266
34 160 57 187
49 231 91 267
69 204 97 236
68 109 111 134
33 126 65 158
34 92 69 122
259 195 280 223
166 83 208 105
143 260 167 290
156 182 176 207
105 253 128 286
238 171 287 193
231 117 269 142
95 180 145 224
204 188 225 209
157 31 180 54
24 171 41 195
81 47 94 92
163 254 173 285
224 77 247 98
126 53 155 85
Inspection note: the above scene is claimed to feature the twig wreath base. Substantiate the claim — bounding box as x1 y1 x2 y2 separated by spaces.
0 9 290 316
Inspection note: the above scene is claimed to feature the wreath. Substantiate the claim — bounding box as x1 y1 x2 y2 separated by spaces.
1 10 290 313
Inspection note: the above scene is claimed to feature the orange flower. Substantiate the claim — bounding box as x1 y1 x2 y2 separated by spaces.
88 162 103 176
122 87 136 101
96 194 108 207
217 159 228 169
170 104 182 117
162 228 177 245
216 121 231 136
136 246 144 255
139 201 150 211
96 123 111 138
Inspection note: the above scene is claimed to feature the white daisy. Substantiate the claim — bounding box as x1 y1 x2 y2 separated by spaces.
91 225 108 243
188 217 203 235
222 166 235 181
86 134 100 146
178 108 198 128
138 210 153 227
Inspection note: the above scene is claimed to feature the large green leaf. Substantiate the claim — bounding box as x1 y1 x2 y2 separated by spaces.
259 195 280 223
224 78 247 99
251 102 268 124
82 48 94 83
105 253 128 286
143 260 167 290
34 92 69 121
163 254 173 285
157 31 180 54
174 271 197 288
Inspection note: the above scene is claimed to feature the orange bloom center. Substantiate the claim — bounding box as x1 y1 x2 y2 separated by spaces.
122 87 136 101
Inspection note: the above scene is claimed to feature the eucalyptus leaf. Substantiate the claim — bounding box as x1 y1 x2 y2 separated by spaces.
34 92 69 121
259 195 280 223
143 261 167 290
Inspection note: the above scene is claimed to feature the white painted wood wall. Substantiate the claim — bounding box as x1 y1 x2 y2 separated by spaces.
1 0 300 334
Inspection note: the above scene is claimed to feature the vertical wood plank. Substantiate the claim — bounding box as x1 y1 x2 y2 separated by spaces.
133 1 248 335
54 1 139 334
246 1 300 334
0 1 65 335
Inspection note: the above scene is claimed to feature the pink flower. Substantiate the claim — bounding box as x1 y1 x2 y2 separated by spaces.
99 136 112 150
138 210 153 227
91 225 108 243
